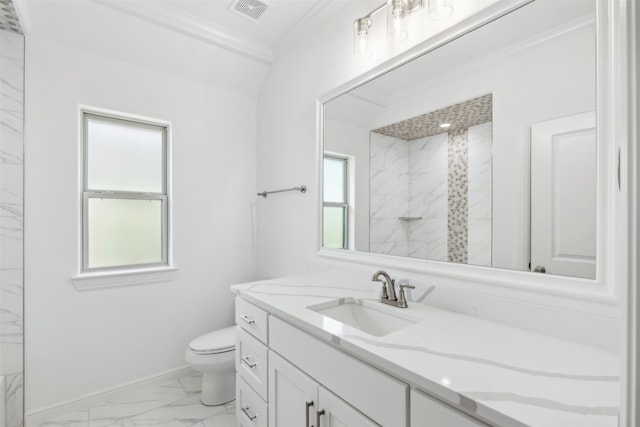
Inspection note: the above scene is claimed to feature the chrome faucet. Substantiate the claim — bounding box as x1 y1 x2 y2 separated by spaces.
371 270 415 308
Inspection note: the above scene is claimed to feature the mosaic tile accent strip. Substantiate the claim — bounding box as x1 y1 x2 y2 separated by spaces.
448 129 468 263
373 94 492 141
0 0 22 34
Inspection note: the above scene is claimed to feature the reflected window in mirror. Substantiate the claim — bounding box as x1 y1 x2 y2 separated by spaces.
323 155 349 249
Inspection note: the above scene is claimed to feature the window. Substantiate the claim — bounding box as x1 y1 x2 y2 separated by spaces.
82 112 169 271
323 155 348 249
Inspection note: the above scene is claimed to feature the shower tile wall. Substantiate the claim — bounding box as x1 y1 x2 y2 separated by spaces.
0 29 24 427
467 122 492 266
370 122 492 265
408 133 448 261
369 132 409 257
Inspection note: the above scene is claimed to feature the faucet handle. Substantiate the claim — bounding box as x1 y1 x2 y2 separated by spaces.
379 285 389 301
397 283 415 308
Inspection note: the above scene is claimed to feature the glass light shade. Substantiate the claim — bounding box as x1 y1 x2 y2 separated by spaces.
387 0 408 41
353 18 373 58
428 0 453 20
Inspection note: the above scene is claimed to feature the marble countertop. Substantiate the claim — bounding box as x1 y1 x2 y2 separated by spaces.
231 276 619 427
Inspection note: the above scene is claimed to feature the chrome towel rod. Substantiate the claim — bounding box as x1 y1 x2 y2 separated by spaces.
258 185 306 198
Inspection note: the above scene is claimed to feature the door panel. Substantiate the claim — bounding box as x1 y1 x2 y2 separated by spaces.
530 111 596 279
318 387 379 427
268 351 318 427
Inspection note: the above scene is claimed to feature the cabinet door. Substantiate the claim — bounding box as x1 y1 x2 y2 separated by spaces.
411 389 488 426
269 351 318 427
317 387 380 427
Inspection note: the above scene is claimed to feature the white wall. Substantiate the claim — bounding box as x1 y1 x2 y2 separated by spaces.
24 37 258 411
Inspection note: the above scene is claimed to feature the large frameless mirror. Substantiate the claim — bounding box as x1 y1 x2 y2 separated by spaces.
322 0 597 279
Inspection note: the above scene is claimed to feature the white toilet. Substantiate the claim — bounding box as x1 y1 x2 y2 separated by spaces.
185 326 236 406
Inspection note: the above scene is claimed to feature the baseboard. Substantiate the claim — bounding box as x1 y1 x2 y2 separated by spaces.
25 365 194 426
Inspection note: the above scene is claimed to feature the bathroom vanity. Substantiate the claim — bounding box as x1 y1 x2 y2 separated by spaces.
232 277 618 427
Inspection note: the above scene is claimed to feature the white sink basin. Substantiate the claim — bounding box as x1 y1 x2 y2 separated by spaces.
308 298 421 337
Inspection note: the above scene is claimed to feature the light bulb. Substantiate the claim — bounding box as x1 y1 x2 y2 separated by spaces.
353 18 373 58
387 0 408 41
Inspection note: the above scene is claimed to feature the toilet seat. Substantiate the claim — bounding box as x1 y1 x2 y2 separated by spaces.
188 326 236 355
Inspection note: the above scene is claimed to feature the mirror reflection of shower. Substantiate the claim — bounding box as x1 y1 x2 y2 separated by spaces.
369 94 492 266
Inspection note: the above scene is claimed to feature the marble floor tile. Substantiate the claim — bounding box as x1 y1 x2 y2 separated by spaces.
177 374 201 394
200 411 237 427
90 380 188 420
37 409 89 427
33 372 237 427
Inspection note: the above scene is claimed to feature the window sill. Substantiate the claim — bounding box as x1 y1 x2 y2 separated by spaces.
71 266 178 290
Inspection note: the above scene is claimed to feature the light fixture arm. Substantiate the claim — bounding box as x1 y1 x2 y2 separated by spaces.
362 2 387 21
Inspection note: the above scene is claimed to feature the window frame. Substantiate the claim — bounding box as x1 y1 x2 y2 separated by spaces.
323 154 349 249
81 111 170 273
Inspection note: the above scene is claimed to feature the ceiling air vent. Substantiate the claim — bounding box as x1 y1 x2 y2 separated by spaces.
230 0 271 22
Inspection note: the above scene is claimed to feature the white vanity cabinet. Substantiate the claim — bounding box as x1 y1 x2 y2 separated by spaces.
235 295 489 427
269 351 378 427
411 389 489 427
235 298 270 427
268 315 408 426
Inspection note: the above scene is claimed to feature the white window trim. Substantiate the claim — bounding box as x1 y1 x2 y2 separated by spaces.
74 106 175 289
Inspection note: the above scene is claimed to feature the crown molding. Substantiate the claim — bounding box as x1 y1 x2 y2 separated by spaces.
92 0 273 65
273 0 350 56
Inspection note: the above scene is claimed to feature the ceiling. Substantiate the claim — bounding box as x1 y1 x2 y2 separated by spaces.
13 0 349 94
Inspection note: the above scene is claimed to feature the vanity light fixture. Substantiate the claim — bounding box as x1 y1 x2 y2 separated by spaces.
387 0 409 41
354 0 454 57
428 0 454 20
354 16 373 58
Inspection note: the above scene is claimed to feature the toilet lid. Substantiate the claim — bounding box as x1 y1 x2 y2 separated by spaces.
189 326 236 354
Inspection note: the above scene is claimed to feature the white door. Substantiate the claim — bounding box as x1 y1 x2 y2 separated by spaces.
317 387 380 427
268 351 318 427
530 111 596 279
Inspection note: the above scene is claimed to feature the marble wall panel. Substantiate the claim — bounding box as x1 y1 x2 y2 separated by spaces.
407 133 448 260
369 133 409 256
1 28 24 427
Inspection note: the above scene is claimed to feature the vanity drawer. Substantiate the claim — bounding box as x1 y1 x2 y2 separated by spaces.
236 326 269 400
237 375 268 427
411 389 489 426
269 315 408 427
236 297 269 343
